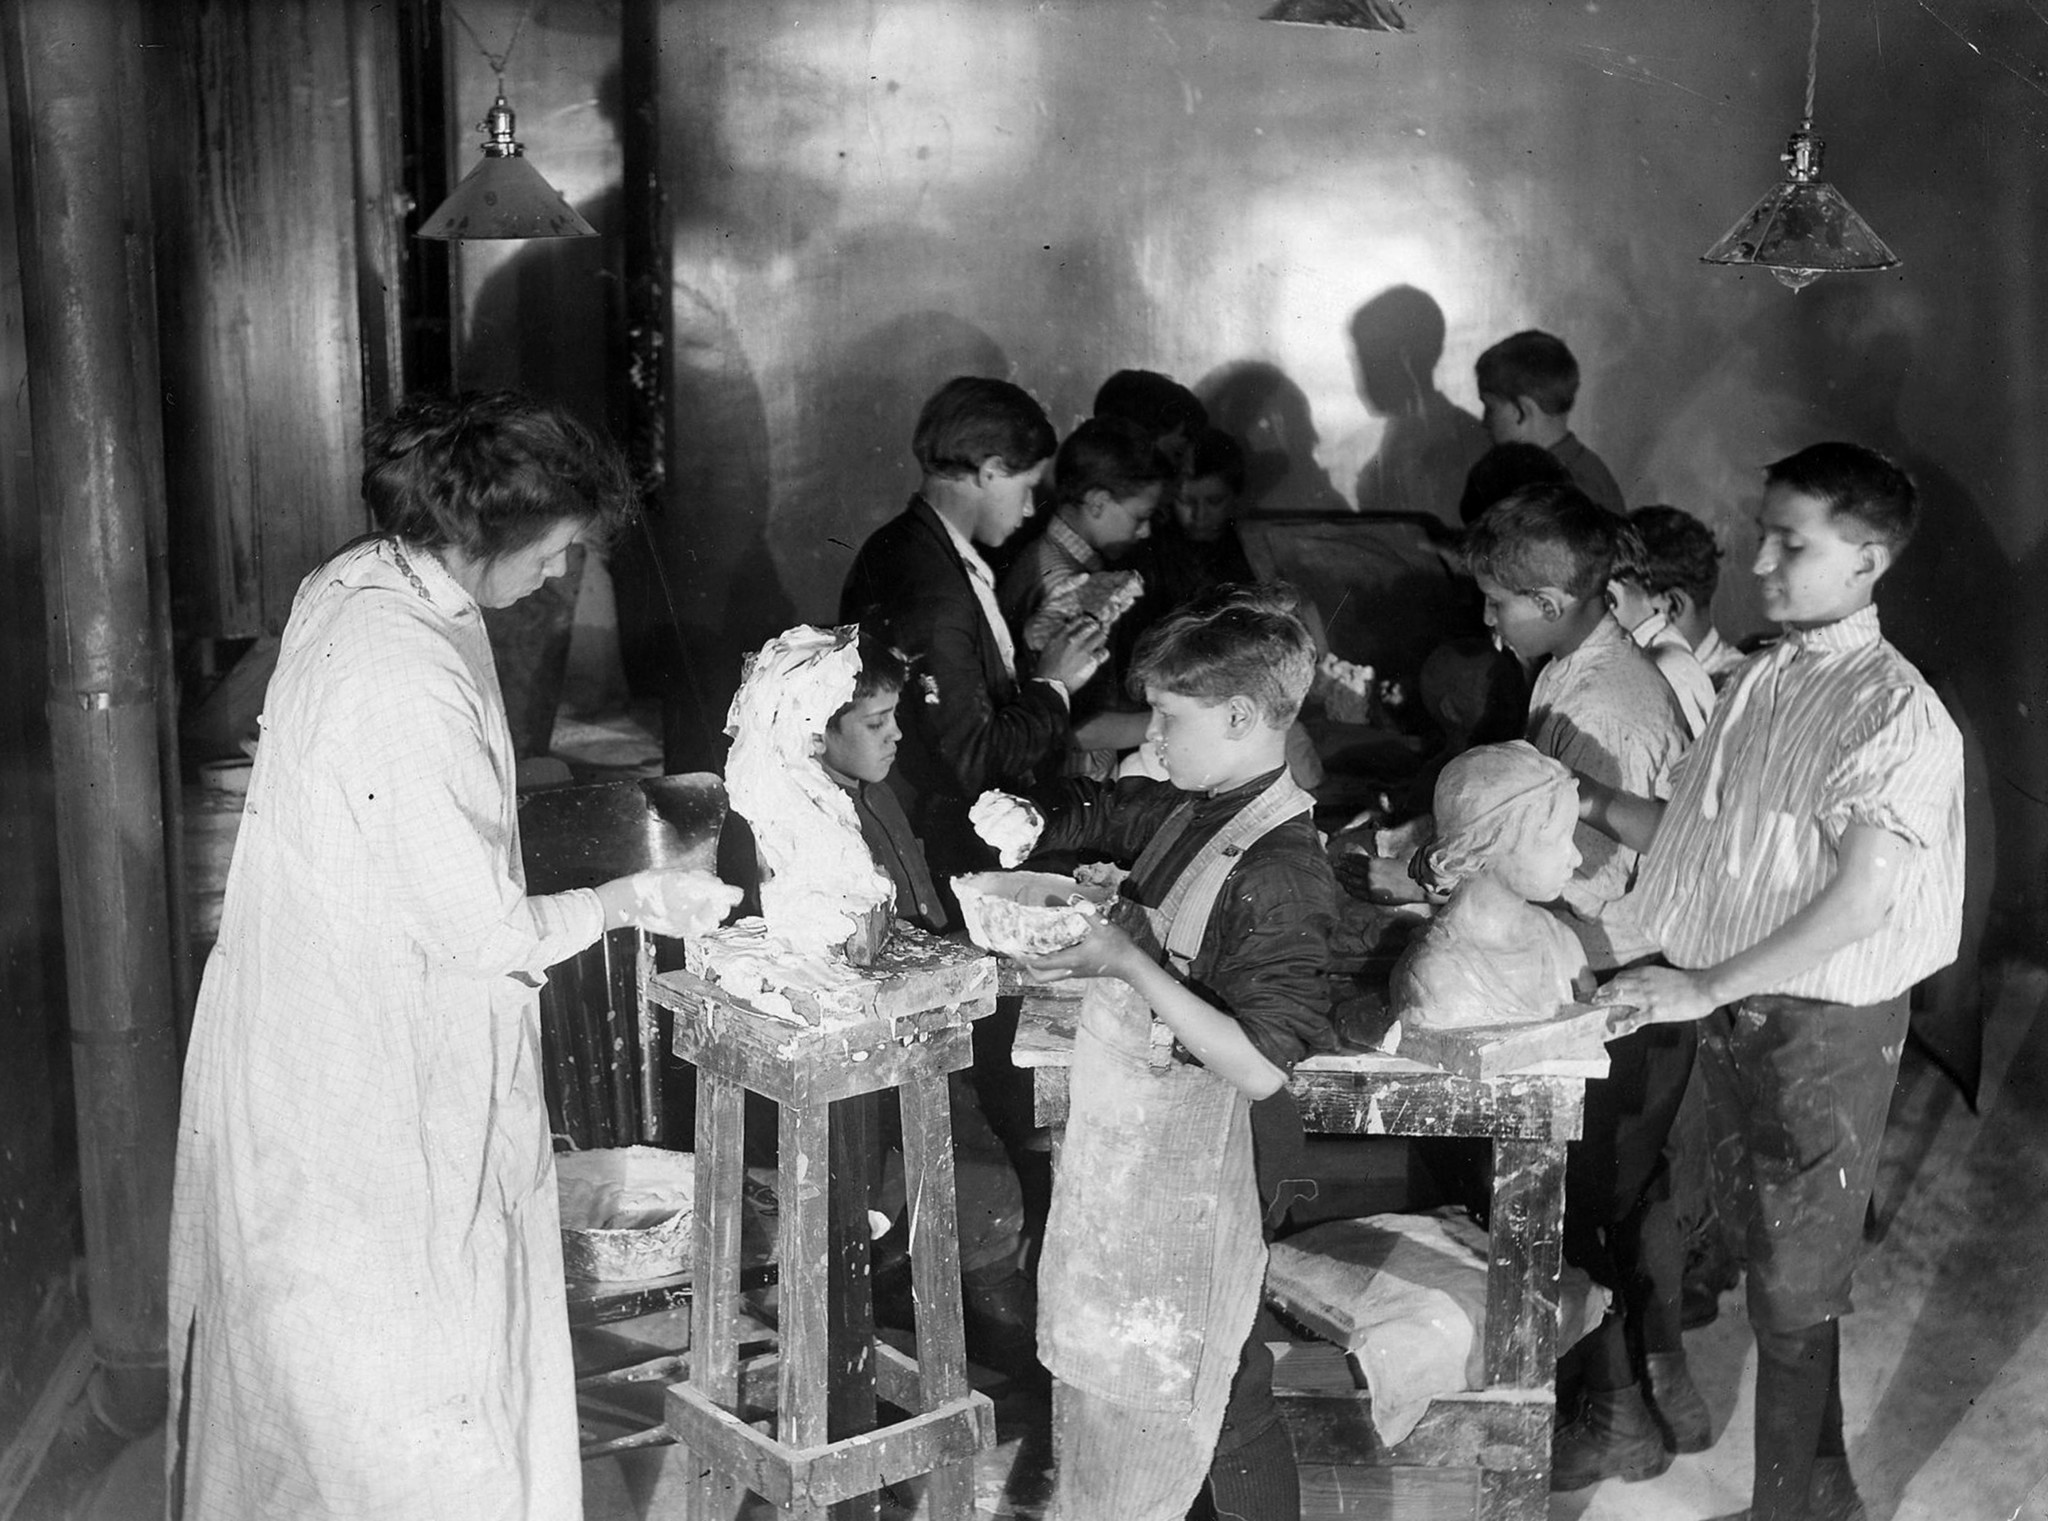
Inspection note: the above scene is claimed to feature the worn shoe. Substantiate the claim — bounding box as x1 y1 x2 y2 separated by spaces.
1696 1460 1869 1521
1550 1384 1673 1490
1645 1350 1715 1453
1807 1456 1869 1521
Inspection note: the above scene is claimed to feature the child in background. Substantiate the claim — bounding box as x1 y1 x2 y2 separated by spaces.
979 584 1337 1521
1586 443 1964 1521
1092 367 1209 473
1463 484 1706 1488
1609 503 1744 697
999 416 1174 779
1475 330 1626 516
1457 439 1572 527
812 634 1037 1372
1144 425 1258 613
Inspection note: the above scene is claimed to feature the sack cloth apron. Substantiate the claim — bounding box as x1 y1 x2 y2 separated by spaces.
1037 773 1315 1425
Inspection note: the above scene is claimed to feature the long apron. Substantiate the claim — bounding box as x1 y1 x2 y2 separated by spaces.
1037 775 1315 1424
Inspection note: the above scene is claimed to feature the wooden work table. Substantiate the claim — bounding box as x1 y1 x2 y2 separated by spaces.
1013 988 1593 1519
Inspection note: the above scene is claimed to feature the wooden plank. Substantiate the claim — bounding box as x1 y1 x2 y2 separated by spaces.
1392 1007 1613 1081
1031 1063 1583 1142
0 1331 92 1515
635 929 662 1143
690 1075 747 1409
154 0 369 635
898 1076 970 1407
1473 1467 1548 1521
680 921 997 1026
601 929 641 1143
871 1339 924 1415
1278 1389 1551 1469
778 1100 834 1452
1480 1140 1565 1395
1297 1462 1479 1519
828 1092 881 1521
796 1395 994 1509
539 977 588 1149
657 970 981 1105
664 1382 992 1512
899 1071 976 1521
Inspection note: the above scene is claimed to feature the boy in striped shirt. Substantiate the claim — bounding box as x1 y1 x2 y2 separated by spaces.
1585 442 1965 1521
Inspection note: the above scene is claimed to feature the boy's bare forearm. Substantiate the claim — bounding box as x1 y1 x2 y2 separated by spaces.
1603 823 1908 1024
1122 958 1288 1099
1691 824 1905 1006
1576 777 1665 854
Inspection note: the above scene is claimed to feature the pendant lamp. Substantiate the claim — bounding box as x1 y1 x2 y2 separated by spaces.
1701 0 1897 291
1261 0 1407 30
415 3 595 242
416 91 597 241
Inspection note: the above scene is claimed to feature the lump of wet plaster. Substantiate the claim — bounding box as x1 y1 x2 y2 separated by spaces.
725 625 893 962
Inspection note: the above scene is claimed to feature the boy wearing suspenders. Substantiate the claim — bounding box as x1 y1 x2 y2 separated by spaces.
978 585 1338 1521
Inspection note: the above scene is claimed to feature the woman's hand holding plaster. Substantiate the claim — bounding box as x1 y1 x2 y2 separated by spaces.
600 869 743 938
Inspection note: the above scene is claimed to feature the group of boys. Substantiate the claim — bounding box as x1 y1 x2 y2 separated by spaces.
813 361 1962 1521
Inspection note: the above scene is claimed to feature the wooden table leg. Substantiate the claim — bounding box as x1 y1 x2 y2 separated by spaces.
780 1099 834 1521
900 1071 973 1521
1479 1136 1566 1520
827 1093 881 1521
686 1071 747 1520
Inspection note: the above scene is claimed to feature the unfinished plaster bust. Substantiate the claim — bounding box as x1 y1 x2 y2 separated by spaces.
1389 741 1592 1031
724 625 893 960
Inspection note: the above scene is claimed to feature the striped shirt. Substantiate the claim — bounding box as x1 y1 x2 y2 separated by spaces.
1527 613 1689 945
1628 604 1964 1004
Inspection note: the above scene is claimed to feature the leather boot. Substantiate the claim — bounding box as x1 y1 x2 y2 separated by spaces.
1645 1350 1715 1453
1550 1383 1673 1490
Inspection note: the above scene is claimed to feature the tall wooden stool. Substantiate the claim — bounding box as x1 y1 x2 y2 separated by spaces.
649 924 999 1521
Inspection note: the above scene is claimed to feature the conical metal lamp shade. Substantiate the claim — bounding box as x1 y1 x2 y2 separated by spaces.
1702 130 1899 292
1262 0 1407 30
416 93 597 242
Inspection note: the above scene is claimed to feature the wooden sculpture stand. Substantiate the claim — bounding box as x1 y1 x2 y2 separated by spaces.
1018 989 1590 1521
649 927 998 1521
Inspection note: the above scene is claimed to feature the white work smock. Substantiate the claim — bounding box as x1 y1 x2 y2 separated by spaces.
168 538 607 1521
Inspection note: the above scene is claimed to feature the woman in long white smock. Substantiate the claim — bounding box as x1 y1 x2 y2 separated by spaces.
167 394 738 1521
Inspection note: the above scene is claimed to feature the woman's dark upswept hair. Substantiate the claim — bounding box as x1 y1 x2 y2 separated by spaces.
362 391 636 563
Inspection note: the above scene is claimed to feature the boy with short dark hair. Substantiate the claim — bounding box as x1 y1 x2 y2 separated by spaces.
977 584 1337 1521
1463 483 1705 1488
812 633 1036 1369
1092 366 1209 471
1146 425 1258 610
1609 505 1727 738
1587 442 1964 1521
840 376 1108 887
1463 484 1687 938
1475 330 1626 516
1610 503 1744 691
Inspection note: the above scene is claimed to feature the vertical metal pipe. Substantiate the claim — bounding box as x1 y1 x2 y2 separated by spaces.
2 0 179 1428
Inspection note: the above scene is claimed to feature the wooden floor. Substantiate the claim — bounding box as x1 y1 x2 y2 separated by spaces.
62 962 2048 1521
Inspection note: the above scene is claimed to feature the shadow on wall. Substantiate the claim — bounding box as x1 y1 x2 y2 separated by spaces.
1195 359 1348 519
1348 285 1491 534
464 66 627 760
811 308 1011 593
